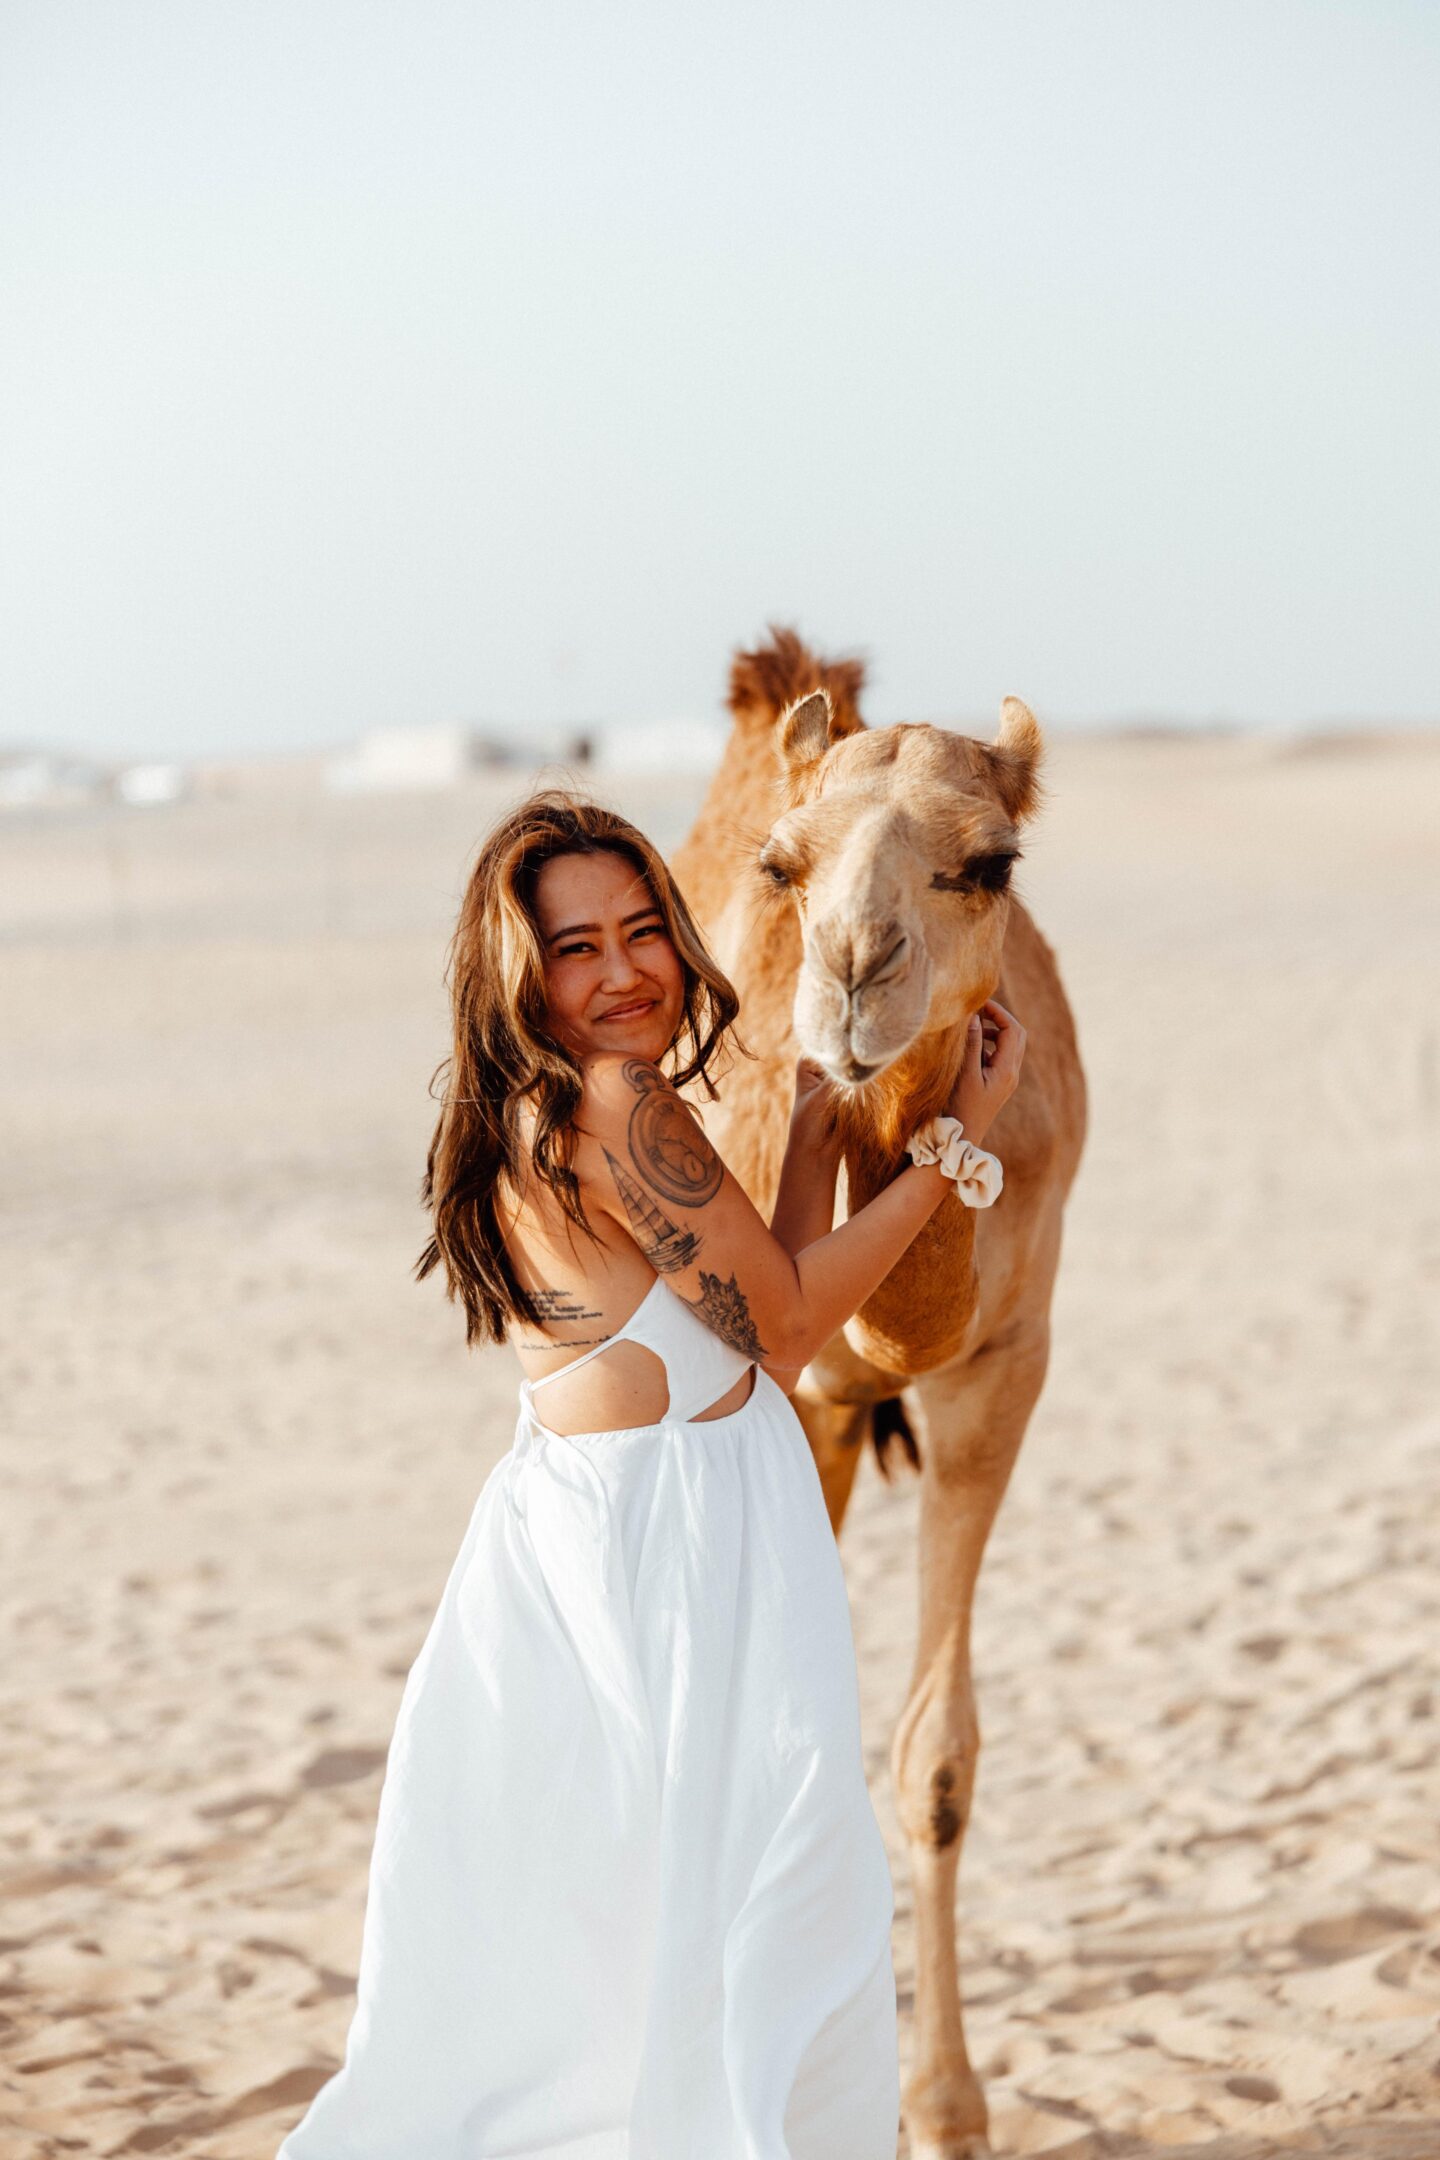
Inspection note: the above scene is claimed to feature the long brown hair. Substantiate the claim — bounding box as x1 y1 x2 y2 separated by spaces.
414 785 745 1346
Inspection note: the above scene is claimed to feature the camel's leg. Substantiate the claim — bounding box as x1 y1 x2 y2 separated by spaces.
788 1331 910 1536
787 1388 871 1535
895 1323 1050 2160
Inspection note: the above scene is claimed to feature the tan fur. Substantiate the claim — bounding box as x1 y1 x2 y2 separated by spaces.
671 629 1087 2159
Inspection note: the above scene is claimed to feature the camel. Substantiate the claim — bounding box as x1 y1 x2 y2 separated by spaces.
670 629 1087 2160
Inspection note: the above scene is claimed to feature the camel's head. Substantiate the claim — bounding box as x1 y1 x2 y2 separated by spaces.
755 690 1042 1090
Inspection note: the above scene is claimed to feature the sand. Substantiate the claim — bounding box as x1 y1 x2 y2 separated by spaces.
1 733 1436 2156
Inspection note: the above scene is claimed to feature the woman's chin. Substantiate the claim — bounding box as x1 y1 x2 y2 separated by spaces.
583 1012 671 1061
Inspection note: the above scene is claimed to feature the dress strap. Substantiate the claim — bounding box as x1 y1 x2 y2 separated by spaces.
526 1333 618 1393
523 1274 666 1394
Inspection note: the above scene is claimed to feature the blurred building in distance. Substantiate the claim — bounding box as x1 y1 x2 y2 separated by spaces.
0 748 112 811
589 716 728 775
325 721 592 793
114 761 189 807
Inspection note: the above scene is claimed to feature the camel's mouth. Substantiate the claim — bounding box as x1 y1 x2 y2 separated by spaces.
833 1054 882 1086
792 920 938 1095
798 992 920 1092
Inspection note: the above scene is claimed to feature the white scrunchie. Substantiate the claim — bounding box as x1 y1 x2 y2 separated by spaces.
905 1114 1004 1209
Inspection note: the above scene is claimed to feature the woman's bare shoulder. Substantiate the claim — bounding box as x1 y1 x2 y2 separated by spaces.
496 1137 642 1355
570 1052 712 1163
573 1050 688 1111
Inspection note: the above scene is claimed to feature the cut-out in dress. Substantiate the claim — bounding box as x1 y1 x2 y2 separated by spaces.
276 1273 899 2160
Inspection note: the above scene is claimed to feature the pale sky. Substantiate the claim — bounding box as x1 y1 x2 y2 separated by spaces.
2 1 1437 759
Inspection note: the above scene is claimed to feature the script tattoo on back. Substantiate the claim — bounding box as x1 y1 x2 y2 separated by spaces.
621 1059 723 1206
514 1284 610 1351
528 1287 605 1322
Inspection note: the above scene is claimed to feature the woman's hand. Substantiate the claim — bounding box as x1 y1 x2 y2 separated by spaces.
788 1055 841 1149
946 998 1026 1145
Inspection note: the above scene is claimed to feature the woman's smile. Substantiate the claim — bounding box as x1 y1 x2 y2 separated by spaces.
599 997 658 1022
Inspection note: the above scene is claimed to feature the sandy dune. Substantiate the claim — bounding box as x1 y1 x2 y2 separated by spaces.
1 733 1436 2156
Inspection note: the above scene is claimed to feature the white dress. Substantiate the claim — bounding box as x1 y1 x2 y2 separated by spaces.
276 1274 899 2160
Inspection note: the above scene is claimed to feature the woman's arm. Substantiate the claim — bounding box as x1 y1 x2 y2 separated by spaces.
769 1060 843 1258
573 1006 1025 1371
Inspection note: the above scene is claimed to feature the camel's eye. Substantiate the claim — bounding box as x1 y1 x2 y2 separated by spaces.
930 850 1019 896
758 854 791 888
971 850 1018 893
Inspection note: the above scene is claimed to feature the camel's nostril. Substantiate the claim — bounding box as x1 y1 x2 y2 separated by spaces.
845 933 908 1003
868 934 908 986
813 916 909 997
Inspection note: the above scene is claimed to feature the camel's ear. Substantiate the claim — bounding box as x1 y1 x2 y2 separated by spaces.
778 688 862 789
989 695 1043 822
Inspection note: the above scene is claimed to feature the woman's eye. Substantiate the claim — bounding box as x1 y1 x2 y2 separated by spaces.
556 923 663 957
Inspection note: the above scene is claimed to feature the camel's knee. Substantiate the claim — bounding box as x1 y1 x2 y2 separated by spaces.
920 1759 970 1848
893 1708 980 1852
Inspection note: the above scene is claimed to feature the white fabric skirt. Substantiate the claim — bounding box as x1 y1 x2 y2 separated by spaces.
276 1363 899 2160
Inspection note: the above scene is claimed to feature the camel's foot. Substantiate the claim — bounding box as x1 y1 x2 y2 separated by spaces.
904 2064 990 2160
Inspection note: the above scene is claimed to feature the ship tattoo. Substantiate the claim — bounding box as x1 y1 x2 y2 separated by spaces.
621 1060 723 1207
681 1270 768 1362
603 1148 703 1274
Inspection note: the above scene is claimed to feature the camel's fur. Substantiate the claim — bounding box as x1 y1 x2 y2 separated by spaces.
671 628 1086 2159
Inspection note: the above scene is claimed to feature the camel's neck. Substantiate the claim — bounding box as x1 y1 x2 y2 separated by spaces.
669 719 784 917
834 1025 969 1200
693 716 780 840
833 1018 984 1374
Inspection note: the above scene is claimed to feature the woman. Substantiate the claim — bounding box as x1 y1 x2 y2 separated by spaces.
277 787 1024 2160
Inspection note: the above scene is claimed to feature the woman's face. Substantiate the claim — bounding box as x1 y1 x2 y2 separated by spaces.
533 849 686 1064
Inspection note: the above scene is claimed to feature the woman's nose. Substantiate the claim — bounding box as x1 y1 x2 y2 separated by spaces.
600 940 643 984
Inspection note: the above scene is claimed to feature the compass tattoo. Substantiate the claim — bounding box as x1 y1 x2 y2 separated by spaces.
621 1059 723 1207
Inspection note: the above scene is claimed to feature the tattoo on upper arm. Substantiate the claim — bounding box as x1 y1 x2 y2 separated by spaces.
621 1060 723 1207
604 1065 765 1361
602 1148 702 1274
681 1270 768 1362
